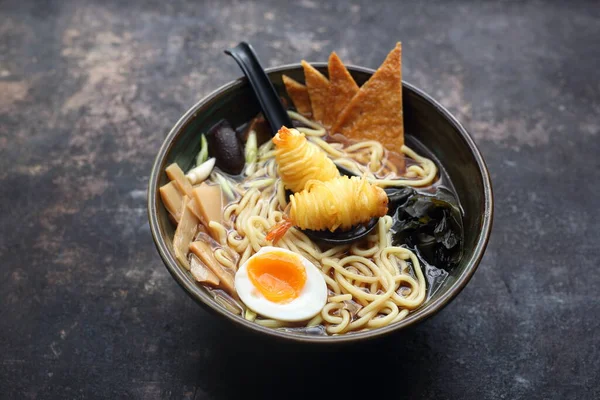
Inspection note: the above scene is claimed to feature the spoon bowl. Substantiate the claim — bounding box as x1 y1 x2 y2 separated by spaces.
301 219 379 245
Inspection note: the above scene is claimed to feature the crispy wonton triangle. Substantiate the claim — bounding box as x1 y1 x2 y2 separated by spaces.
332 43 404 169
322 52 359 128
301 60 330 123
282 75 312 116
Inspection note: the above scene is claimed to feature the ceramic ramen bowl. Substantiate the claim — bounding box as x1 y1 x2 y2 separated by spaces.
148 64 494 343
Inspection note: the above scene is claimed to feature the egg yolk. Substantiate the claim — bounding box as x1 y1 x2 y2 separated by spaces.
247 251 307 303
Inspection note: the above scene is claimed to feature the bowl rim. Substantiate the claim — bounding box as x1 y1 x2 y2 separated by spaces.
148 63 494 344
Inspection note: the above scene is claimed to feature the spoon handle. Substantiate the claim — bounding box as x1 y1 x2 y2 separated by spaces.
225 42 293 134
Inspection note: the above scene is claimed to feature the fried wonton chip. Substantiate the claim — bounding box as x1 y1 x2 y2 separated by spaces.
301 60 330 123
282 75 312 117
332 43 404 168
322 52 359 128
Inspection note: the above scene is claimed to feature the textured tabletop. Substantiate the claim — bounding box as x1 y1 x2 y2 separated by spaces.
1 0 599 399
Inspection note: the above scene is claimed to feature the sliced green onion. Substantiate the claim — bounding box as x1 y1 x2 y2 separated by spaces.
186 157 215 185
245 308 257 321
246 178 275 189
215 173 235 200
245 131 257 164
195 134 208 166
244 131 258 176
258 140 274 157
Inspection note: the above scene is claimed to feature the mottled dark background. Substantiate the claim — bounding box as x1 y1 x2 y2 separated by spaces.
1 0 599 399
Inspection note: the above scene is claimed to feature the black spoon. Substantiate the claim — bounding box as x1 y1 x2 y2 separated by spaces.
225 41 381 244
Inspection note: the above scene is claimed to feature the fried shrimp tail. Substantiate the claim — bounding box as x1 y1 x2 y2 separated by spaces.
291 176 388 232
273 127 339 193
265 217 294 244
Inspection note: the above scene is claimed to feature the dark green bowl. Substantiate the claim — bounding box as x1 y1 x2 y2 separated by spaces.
148 64 493 344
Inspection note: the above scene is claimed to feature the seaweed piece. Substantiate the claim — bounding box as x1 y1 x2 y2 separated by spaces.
391 187 463 269
411 247 449 300
385 186 416 211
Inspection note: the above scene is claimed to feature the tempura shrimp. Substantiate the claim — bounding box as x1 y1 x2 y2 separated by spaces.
266 175 388 243
273 127 339 193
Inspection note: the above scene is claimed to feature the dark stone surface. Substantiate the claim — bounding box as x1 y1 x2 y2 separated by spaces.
1 0 599 398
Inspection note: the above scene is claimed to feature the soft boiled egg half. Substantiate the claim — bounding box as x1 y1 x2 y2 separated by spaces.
235 246 327 322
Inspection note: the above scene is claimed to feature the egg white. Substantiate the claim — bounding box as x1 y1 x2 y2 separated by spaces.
234 246 327 322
